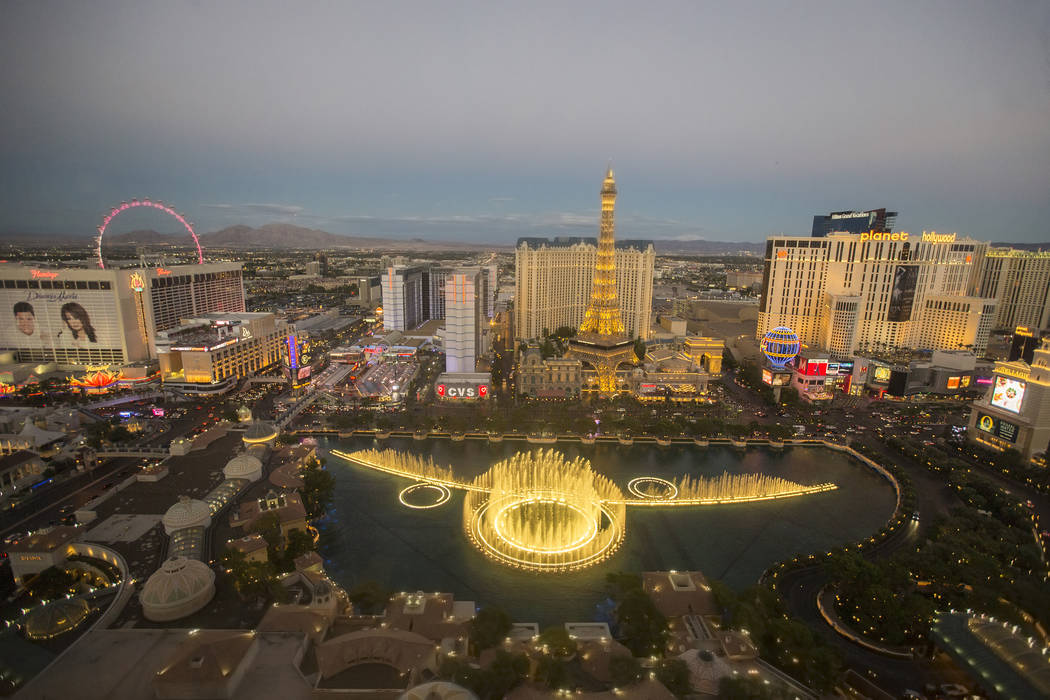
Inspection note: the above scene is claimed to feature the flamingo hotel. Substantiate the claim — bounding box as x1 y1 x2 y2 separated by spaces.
0 261 245 373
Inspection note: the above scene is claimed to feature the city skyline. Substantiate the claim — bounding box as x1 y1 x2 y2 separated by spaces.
2 1 1050 244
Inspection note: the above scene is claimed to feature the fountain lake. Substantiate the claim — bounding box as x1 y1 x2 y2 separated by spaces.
316 437 896 625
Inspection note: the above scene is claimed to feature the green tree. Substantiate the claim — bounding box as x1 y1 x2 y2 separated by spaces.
251 512 284 559
299 459 336 519
483 650 529 698
25 566 79 600
608 654 642 687
468 606 512 651
221 547 276 599
283 527 316 563
634 338 647 361
533 655 569 689
655 658 691 697
537 625 575 658
615 589 668 656
347 580 390 614
108 425 133 443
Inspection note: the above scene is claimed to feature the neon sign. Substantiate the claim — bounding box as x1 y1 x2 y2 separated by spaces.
436 384 488 398
860 230 908 242
156 267 172 276
30 270 59 279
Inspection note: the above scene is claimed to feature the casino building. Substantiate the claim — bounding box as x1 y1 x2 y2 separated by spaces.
0 262 244 368
757 231 994 356
967 337 1050 462
514 236 655 343
155 312 288 394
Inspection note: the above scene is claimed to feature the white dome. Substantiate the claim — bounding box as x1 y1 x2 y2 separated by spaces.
399 682 478 700
140 557 216 622
223 454 263 482
162 497 212 535
242 421 278 444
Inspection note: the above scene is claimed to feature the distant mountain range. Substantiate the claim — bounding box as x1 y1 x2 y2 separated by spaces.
82 224 773 254
103 223 502 252
1 224 1046 255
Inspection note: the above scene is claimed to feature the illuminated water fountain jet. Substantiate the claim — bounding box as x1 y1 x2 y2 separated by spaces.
464 450 626 571
331 447 838 572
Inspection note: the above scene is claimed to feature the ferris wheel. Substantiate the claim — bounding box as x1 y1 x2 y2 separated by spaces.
95 198 203 269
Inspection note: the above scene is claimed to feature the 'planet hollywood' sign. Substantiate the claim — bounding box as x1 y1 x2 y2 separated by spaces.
436 383 489 399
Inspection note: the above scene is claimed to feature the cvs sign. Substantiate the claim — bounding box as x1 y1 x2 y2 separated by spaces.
436 383 488 399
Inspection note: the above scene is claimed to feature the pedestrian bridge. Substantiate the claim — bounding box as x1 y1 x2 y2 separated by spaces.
95 446 169 459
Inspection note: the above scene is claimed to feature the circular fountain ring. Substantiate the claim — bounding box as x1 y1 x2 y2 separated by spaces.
467 494 623 571
398 483 451 509
627 476 679 500
463 450 626 572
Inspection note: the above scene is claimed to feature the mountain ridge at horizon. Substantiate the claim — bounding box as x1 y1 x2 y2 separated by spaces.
1 223 1047 255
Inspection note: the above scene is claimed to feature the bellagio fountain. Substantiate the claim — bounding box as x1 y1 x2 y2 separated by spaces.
333 447 836 573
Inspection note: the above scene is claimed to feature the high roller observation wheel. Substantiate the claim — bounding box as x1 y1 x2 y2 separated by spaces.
96 199 203 269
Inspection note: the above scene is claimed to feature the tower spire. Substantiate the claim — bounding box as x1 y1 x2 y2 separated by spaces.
567 166 637 395
580 166 624 336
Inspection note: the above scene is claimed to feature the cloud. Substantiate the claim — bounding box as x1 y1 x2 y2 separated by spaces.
202 202 304 216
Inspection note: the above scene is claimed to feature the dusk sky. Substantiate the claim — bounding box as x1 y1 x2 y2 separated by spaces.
2 1 1049 244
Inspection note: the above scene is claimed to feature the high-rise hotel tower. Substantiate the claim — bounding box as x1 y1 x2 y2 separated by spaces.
757 231 997 356
514 171 654 343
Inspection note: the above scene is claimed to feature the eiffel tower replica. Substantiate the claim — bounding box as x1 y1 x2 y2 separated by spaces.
567 166 637 395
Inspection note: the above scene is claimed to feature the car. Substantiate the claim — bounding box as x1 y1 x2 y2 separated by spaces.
58 503 75 515
939 684 968 697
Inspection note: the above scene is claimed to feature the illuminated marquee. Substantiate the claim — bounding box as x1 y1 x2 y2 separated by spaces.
128 272 146 292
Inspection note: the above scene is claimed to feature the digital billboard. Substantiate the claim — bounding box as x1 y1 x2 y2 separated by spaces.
977 413 1019 443
990 376 1026 414
960 376 971 388
762 369 773 385
887 264 918 322
0 278 124 361
771 372 791 386
798 359 827 376
946 376 960 390
873 366 891 383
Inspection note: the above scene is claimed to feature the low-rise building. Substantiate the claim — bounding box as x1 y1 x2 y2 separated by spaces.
156 312 288 394
0 449 45 497
226 533 269 563
7 525 79 586
516 347 582 398
968 337 1050 462
682 336 724 374
230 489 308 542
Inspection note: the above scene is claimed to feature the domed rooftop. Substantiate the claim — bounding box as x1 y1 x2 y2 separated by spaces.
399 682 478 700
23 598 92 640
162 496 212 535
140 557 216 622
242 420 278 445
223 453 263 481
